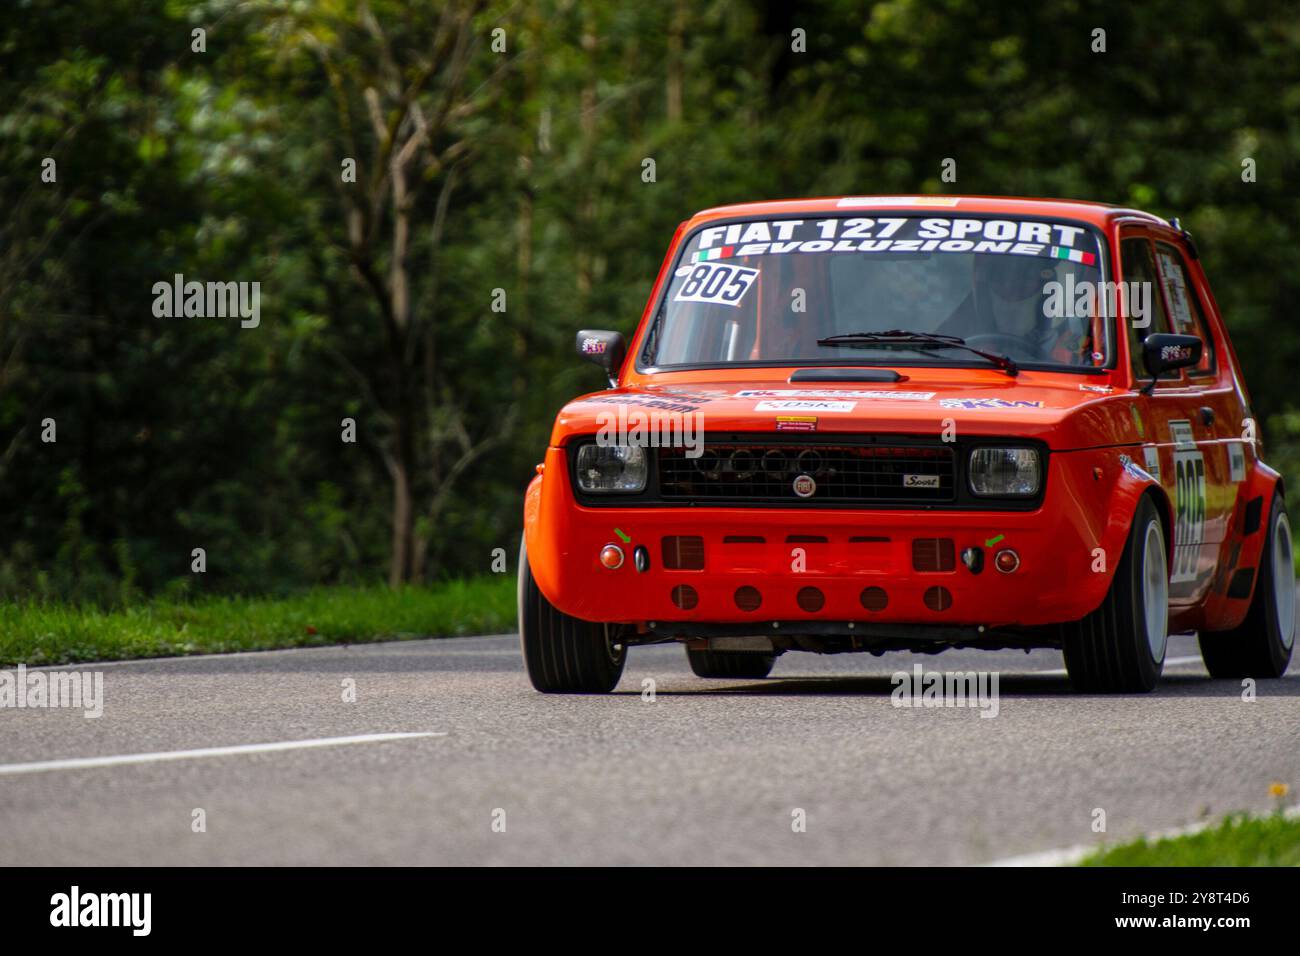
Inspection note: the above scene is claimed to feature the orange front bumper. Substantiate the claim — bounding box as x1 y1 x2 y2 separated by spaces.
523 445 1123 629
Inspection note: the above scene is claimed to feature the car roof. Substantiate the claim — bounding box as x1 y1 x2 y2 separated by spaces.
687 195 1168 230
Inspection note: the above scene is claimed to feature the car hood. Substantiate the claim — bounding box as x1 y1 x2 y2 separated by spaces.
552 371 1143 451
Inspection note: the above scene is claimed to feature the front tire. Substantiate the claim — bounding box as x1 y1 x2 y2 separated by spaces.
686 647 775 679
1061 495 1169 693
518 538 626 693
1199 492 1295 679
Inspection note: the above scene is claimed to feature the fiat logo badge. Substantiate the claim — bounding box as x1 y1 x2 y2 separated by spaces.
792 474 816 498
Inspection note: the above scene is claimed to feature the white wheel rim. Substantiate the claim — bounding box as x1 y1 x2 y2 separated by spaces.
1143 520 1169 662
1273 511 1296 650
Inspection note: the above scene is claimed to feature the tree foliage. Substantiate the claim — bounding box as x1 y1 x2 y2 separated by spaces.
2 0 1298 600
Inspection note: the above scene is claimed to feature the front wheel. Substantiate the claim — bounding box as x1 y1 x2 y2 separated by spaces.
1061 495 1169 693
518 538 626 693
1199 492 1295 678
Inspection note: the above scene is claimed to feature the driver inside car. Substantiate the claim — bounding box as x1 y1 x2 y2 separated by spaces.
939 253 1092 365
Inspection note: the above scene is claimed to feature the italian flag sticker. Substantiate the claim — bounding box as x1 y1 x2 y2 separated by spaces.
692 246 734 263
1051 246 1096 265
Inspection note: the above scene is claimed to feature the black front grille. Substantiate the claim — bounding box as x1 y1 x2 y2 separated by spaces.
658 441 956 503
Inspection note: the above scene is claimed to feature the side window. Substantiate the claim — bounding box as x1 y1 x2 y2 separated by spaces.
1154 242 1216 375
1120 237 1173 381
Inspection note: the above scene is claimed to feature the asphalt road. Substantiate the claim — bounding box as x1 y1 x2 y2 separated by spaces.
0 629 1296 866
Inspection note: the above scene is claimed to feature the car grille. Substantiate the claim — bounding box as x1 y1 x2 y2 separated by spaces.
657 441 956 503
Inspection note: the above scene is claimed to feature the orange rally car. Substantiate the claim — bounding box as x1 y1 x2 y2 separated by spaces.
518 196 1295 694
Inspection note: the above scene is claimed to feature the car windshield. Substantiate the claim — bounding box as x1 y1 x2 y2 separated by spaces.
644 214 1110 371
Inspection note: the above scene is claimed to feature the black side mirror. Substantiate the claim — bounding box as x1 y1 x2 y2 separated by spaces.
575 330 626 388
1140 333 1202 394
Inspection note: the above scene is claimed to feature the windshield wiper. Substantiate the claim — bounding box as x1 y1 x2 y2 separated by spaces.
815 329 1019 377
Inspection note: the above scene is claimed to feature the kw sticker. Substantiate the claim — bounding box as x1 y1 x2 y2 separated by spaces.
937 398 1044 410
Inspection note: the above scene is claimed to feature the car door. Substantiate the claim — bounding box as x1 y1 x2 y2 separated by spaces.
1120 229 1228 604
1150 237 1244 585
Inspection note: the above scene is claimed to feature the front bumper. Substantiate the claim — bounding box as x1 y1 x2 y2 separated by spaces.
524 445 1119 628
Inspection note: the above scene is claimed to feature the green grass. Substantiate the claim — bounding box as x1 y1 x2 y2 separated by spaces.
1078 811 1300 866
0 577 517 667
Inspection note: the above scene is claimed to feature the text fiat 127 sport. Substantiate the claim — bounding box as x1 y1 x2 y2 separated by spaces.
519 196 1294 694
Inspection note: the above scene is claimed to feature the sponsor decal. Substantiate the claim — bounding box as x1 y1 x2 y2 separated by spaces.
775 415 818 432
1118 454 1153 482
737 389 934 401
754 400 856 412
837 196 962 207
937 398 1044 410
903 474 940 488
792 474 817 498
1129 404 1145 438
1228 440 1246 482
673 260 759 307
1168 419 1196 450
690 216 1096 266
580 336 606 355
1079 383 1113 394
585 395 706 414
1143 445 1161 481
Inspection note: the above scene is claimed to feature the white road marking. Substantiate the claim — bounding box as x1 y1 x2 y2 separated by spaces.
0 732 444 776
1036 655 1203 677
986 803 1300 867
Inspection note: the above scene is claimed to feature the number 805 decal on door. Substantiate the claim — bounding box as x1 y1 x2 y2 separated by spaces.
673 261 760 308
1169 420 1206 585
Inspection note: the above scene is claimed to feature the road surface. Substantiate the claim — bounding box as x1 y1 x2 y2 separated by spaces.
0 631 1295 865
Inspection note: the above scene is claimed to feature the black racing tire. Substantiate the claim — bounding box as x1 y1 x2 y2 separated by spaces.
686 647 775 679
1061 494 1169 693
518 538 626 693
1199 492 1295 679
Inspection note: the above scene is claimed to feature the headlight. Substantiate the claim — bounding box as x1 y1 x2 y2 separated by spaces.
575 444 647 493
968 447 1040 497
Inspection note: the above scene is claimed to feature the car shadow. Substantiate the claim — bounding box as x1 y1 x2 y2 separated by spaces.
618 670 1300 698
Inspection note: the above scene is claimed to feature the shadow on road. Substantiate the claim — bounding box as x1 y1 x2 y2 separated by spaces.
618 671 1300 699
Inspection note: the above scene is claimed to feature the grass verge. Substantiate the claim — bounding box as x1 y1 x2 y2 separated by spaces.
0 577 517 667
1078 811 1300 866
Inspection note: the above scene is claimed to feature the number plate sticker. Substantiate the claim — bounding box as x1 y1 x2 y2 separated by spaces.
1171 447 1206 584
674 261 760 308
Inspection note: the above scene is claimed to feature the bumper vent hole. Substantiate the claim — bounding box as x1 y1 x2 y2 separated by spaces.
734 586 762 612
923 586 953 612
670 585 699 610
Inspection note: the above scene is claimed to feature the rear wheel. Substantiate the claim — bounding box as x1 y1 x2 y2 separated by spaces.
518 538 626 693
1061 495 1168 693
686 647 775 679
1199 492 1295 679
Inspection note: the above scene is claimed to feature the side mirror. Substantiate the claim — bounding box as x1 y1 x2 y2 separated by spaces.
1140 333 1202 394
576 330 626 388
